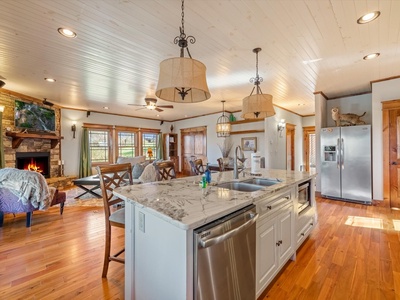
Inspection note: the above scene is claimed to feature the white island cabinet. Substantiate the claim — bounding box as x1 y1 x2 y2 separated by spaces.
114 169 316 300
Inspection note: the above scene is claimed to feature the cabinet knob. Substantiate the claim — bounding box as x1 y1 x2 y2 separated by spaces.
301 233 305 237
310 223 314 226
267 205 272 210
276 242 280 246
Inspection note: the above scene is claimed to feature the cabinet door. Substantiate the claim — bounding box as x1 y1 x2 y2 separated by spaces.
256 216 278 296
277 207 294 266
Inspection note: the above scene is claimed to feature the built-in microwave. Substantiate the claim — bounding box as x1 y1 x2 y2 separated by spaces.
298 181 310 214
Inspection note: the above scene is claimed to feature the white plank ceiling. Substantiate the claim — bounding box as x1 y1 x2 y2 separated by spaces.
0 0 399 121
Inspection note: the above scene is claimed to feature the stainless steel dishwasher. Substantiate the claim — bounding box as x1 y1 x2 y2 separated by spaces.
194 204 258 300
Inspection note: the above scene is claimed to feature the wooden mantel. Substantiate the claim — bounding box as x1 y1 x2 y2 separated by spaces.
6 132 64 149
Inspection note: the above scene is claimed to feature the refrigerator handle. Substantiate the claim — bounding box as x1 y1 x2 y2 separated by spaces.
336 138 340 169
341 138 344 169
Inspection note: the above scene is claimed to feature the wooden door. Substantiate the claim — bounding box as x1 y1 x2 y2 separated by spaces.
181 126 207 176
389 109 400 208
286 124 295 171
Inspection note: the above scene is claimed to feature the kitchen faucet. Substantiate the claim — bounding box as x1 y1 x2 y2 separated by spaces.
234 146 247 179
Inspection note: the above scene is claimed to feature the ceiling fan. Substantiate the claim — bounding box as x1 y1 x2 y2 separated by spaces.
129 98 173 112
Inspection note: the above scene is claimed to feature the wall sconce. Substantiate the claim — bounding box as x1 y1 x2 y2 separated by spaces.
277 119 286 137
71 122 76 138
0 105 4 113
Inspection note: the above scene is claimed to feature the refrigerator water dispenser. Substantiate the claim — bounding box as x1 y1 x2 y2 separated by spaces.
323 146 336 162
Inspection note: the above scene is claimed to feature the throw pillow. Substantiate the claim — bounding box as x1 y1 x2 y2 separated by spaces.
116 156 145 166
139 164 157 183
132 163 145 179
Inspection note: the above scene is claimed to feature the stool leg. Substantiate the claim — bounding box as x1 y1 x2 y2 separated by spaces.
60 202 64 215
0 212 4 227
26 212 32 227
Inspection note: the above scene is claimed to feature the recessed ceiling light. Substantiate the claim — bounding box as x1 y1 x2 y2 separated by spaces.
57 27 77 38
103 106 109 110
44 78 56 82
363 53 380 60
156 114 160 117
357 11 380 24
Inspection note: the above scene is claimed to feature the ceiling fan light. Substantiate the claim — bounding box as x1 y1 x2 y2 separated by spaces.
241 94 275 119
156 57 210 103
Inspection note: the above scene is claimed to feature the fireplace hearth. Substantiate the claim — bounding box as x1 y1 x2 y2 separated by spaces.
16 152 51 178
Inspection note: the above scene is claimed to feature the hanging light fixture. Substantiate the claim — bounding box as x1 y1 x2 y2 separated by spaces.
155 0 210 103
241 48 275 119
216 100 231 137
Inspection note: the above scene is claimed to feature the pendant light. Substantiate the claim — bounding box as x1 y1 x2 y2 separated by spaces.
216 100 231 137
155 0 210 103
241 48 275 119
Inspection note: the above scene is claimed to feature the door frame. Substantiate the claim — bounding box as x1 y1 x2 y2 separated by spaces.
180 126 207 176
286 123 295 171
303 126 315 172
382 99 400 207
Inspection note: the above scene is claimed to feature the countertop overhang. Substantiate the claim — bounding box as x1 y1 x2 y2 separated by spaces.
113 169 316 230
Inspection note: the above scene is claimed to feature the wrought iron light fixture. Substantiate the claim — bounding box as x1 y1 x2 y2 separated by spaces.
241 48 275 119
216 100 231 137
155 0 210 103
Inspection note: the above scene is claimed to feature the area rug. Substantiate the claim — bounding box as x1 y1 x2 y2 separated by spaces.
63 187 104 207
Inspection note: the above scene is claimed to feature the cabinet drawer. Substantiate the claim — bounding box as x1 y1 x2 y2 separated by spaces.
257 188 292 218
296 216 314 248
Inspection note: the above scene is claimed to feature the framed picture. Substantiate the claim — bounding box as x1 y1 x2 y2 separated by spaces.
241 137 257 151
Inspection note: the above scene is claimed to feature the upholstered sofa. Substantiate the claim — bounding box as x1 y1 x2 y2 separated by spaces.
0 168 66 227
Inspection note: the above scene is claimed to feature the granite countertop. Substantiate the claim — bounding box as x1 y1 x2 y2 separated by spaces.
113 169 316 230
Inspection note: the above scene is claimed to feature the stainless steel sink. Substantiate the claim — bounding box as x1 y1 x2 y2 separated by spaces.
242 178 281 186
216 181 263 192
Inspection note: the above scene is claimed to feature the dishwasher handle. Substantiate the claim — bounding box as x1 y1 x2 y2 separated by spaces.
199 213 258 248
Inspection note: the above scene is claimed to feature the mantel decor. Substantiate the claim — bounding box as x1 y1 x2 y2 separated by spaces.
6 131 63 149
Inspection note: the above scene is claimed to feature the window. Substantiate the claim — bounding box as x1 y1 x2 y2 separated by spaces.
117 132 137 157
84 124 159 164
89 130 110 163
142 132 158 160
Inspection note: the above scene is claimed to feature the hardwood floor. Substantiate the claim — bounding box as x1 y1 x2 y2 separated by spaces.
262 197 400 300
0 205 124 299
1 197 400 299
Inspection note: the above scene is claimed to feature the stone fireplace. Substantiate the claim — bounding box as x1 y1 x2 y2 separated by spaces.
16 152 51 178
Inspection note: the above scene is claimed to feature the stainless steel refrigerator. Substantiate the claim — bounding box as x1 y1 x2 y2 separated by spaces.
321 125 372 204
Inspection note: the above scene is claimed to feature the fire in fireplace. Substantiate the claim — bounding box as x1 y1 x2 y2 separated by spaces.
16 152 51 178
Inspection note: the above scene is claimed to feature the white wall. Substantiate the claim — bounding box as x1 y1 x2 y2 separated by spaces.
173 112 265 168
325 94 372 127
372 77 400 200
61 109 169 176
265 107 304 171
302 116 315 127
61 107 311 176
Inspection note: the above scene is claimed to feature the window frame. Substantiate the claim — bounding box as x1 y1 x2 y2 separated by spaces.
83 123 160 166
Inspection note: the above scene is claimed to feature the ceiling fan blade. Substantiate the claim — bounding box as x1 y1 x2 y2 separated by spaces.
135 107 146 111
128 104 145 107
157 105 174 109
155 108 164 112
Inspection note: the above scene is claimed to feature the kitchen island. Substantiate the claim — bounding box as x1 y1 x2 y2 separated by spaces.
114 169 316 300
